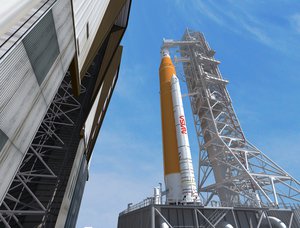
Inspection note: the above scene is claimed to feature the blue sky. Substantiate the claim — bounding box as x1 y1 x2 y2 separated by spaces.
76 1 300 227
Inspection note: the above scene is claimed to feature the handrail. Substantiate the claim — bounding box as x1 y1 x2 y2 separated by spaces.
120 198 300 215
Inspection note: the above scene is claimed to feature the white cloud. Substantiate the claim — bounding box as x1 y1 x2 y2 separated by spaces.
290 14 300 34
192 1 225 27
257 133 300 173
241 23 273 47
182 0 300 56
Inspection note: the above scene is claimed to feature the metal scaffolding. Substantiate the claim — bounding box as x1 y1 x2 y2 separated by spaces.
0 72 85 227
163 29 300 208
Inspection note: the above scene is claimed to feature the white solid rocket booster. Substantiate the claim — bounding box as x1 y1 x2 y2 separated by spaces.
171 74 199 203
159 49 182 204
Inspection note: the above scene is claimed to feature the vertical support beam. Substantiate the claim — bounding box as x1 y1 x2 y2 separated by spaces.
194 208 199 228
151 205 155 228
270 177 279 206
231 209 239 228
257 212 265 228
245 152 249 170
69 56 81 96
288 212 294 228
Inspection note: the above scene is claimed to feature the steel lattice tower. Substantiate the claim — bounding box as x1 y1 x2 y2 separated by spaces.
163 29 300 208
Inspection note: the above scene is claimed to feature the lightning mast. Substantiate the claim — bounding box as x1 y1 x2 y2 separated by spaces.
163 29 300 208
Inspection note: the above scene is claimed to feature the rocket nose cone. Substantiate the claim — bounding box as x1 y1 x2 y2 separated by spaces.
161 48 170 58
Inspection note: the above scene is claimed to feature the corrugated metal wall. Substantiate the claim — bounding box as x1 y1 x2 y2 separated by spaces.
0 42 45 202
0 0 75 204
52 0 75 73
64 153 88 228
72 0 110 71
23 10 60 85
55 139 86 228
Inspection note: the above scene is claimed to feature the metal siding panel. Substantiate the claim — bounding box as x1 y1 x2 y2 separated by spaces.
182 209 195 226
236 211 250 227
0 129 8 152
73 0 110 71
0 43 30 112
61 37 75 73
0 0 56 62
65 154 88 228
0 142 23 204
22 10 60 85
225 211 240 227
41 0 77 106
55 139 85 228
0 67 39 139
0 0 40 38
52 0 75 73
13 93 47 152
246 211 258 227
168 208 178 225
0 33 49 205
52 0 73 50
40 57 64 106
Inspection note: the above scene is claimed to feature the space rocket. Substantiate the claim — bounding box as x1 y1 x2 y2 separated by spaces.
159 48 199 204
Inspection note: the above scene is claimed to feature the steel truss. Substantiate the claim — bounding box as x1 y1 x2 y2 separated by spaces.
0 72 86 227
119 202 299 228
162 29 300 208
154 206 232 228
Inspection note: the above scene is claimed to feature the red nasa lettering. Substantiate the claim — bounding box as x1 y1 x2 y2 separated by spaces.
179 115 187 134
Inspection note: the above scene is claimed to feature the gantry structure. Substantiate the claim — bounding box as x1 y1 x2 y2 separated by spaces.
163 29 300 209
117 29 300 228
0 0 131 227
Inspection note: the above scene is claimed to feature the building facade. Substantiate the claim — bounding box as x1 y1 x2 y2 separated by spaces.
0 0 131 227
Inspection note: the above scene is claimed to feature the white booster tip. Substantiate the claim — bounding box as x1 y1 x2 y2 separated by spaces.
161 48 170 58
171 74 178 84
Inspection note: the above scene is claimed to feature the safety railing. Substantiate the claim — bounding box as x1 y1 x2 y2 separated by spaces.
119 197 155 215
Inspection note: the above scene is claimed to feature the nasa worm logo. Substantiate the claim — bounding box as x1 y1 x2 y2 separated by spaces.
179 115 187 134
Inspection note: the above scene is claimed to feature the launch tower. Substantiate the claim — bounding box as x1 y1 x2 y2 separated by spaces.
163 29 300 208
118 29 300 228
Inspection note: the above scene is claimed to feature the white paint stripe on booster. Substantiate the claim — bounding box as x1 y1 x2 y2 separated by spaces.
165 173 182 204
171 74 200 203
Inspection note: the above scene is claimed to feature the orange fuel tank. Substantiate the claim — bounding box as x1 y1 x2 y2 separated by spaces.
159 49 182 203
